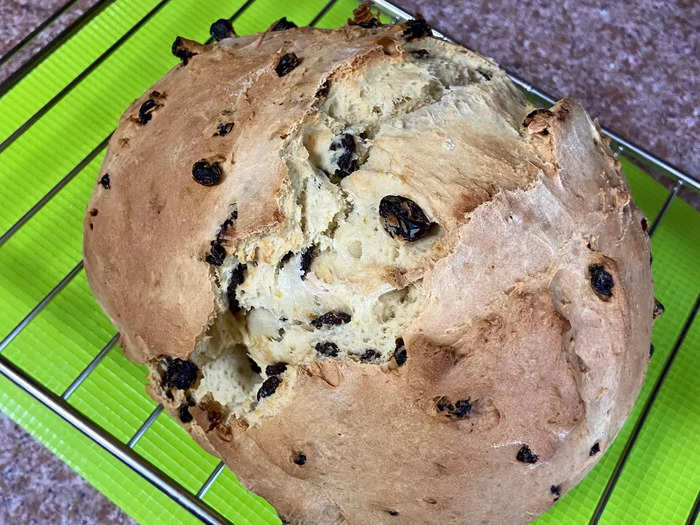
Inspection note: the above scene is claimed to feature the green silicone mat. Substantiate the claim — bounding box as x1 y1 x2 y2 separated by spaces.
0 1 697 524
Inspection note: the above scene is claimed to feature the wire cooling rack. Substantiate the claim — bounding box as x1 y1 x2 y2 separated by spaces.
0 1 698 524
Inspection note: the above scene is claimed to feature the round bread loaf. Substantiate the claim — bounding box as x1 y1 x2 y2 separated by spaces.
83 16 656 525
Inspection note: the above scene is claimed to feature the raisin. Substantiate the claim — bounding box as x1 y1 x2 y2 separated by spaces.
266 363 287 376
315 79 330 98
315 342 339 357
550 484 561 501
178 403 193 423
641 217 648 232
436 397 451 412
257 376 282 400
402 17 432 41
516 445 538 463
589 264 614 299
335 152 358 178
436 397 470 418
89 208 98 217
164 359 199 390
589 442 600 456
215 122 234 136
210 18 235 41
379 195 435 242
293 452 307 465
165 390 174 400
205 242 226 266
649 344 654 358
299 245 315 276
280 251 294 265
171 36 196 65
215 209 238 244
394 338 407 366
248 357 262 375
312 311 351 328
330 133 356 153
227 263 247 313
275 53 300 77
411 49 430 58
653 299 665 319
99 174 110 189
387 510 399 516
192 160 223 186
270 17 297 31
138 99 160 125
359 349 379 362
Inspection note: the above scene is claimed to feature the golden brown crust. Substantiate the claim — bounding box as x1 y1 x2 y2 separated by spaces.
85 23 653 525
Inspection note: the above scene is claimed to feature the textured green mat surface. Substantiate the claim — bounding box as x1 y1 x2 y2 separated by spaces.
0 1 698 524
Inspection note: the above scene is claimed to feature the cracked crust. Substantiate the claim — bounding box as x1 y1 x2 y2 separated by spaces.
84 21 654 525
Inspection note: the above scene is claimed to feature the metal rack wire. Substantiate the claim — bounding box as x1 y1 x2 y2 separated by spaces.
0 1 697 524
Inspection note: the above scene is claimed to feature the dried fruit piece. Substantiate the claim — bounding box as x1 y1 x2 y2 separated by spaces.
312 311 351 328
265 363 287 376
359 349 379 362
315 79 330 98
214 122 234 136
435 397 471 419
379 195 436 242
293 452 307 465
192 160 223 186
315 342 339 357
589 442 600 456
330 133 359 178
171 36 197 65
210 18 235 41
248 357 262 375
276 53 300 77
138 99 160 125
205 242 226 266
257 376 282 400
164 359 199 390
99 174 110 189
516 445 538 463
653 298 665 319
270 17 297 31
178 403 193 423
589 264 614 299
227 263 247 313
394 338 407 366
299 245 315 276
550 485 561 501
402 17 432 41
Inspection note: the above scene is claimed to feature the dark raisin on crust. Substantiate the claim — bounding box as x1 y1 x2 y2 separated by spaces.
315 79 330 98
99 174 110 189
164 358 199 390
394 337 407 366
227 263 247 313
205 242 226 266
178 403 193 423
387 510 399 516
402 17 432 41
641 217 648 232
275 53 300 77
138 99 160 125
89 208 98 217
266 363 287 376
270 17 297 31
589 442 600 456
171 36 196 65
653 298 665 319
589 264 614 299
192 160 223 186
257 376 282 400
299 245 315 276
210 18 235 41
410 49 430 58
315 341 339 357
312 311 351 328
248 357 262 375
649 344 654 358
516 444 538 463
293 452 307 465
379 195 436 242
435 397 471 419
214 122 234 136
359 349 379 362
550 484 561 501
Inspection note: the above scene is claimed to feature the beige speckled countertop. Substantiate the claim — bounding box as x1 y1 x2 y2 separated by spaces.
0 1 697 523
